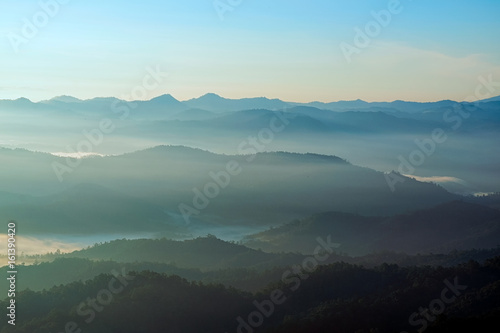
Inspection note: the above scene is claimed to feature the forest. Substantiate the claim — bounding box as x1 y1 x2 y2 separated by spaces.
1 254 499 333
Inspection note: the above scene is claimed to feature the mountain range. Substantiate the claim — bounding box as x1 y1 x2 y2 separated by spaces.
2 94 499 196
3 93 500 119
1 94 499 254
0 146 461 240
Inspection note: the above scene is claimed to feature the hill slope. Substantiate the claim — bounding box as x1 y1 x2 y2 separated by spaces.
244 201 500 255
0 146 460 237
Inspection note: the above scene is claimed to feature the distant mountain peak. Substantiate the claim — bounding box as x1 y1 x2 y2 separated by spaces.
149 94 180 103
14 97 33 104
196 93 225 100
203 93 222 97
49 95 82 103
86 96 121 103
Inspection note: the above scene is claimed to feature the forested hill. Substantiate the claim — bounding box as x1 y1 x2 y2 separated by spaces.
58 236 304 269
244 200 500 255
2 257 499 333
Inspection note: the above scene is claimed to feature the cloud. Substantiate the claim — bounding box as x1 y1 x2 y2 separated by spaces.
403 175 469 186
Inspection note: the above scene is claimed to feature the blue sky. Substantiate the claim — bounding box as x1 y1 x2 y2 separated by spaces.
1 0 499 102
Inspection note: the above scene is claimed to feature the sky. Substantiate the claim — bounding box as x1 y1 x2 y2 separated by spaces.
1 0 500 103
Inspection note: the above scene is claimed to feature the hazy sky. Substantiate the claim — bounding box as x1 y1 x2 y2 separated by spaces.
1 0 499 102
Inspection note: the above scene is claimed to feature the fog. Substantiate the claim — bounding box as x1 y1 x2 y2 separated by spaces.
1 96 499 251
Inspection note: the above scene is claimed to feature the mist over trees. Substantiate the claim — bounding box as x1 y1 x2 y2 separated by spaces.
1 94 499 332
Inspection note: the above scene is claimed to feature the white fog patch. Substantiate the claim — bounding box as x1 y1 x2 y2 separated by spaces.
0 233 160 257
403 175 469 186
0 235 85 255
50 152 106 158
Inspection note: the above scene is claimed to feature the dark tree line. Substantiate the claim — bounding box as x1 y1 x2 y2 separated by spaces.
0 256 499 333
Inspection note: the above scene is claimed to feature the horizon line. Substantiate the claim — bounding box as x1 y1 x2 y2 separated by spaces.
1 93 495 105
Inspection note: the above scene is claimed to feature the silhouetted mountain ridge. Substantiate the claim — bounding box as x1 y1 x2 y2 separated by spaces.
245 200 500 255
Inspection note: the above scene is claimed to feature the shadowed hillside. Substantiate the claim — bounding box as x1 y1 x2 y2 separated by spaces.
244 201 500 255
